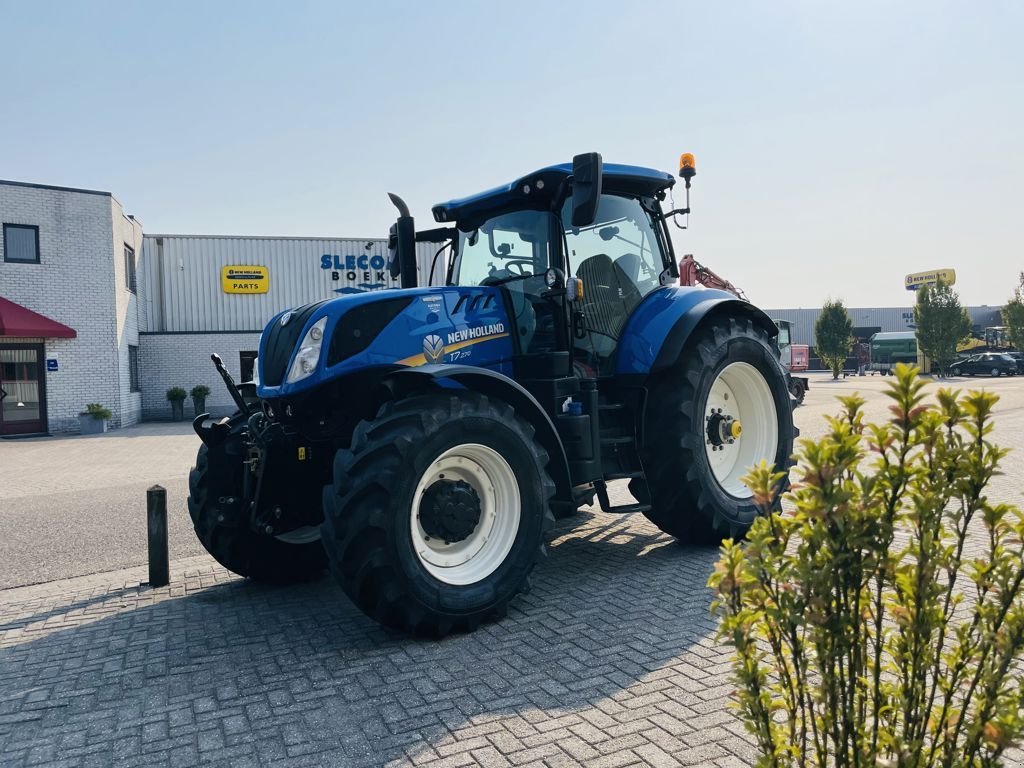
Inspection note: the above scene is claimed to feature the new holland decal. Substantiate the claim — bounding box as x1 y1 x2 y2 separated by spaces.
398 323 508 366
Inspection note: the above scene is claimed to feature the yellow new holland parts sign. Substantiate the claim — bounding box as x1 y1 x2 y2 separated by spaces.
221 265 269 294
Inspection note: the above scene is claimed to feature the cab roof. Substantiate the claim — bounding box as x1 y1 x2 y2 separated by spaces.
431 162 676 226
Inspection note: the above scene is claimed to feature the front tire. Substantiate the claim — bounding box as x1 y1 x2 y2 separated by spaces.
188 440 327 583
321 392 555 636
632 315 795 544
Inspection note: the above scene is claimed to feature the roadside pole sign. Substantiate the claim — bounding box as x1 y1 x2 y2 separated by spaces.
905 268 956 291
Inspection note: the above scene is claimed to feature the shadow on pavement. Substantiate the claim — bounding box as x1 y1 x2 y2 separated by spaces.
0 513 727 767
0 586 141 634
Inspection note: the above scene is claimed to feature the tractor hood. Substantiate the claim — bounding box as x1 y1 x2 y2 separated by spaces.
256 287 515 398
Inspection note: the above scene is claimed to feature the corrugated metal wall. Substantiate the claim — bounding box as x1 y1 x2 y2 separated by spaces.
765 306 1005 347
140 235 444 332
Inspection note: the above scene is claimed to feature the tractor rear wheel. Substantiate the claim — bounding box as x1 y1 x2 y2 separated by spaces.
631 315 794 544
321 392 555 636
188 436 327 583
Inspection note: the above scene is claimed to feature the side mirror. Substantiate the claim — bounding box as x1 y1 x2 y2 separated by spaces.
571 152 603 227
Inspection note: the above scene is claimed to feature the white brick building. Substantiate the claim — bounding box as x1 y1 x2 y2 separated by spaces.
0 181 142 435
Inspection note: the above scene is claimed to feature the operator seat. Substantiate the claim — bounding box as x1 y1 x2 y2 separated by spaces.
574 253 643 364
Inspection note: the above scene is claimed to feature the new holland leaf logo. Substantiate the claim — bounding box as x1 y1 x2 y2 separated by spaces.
422 334 445 364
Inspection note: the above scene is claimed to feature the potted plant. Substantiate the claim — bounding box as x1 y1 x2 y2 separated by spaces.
166 387 187 421
190 384 211 417
78 403 112 435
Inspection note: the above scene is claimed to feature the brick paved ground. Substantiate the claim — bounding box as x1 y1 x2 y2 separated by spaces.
2 373 1023 767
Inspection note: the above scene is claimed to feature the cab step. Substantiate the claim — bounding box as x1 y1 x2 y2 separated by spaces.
594 479 651 515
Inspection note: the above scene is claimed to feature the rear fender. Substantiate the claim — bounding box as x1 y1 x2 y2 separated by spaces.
615 287 778 376
383 365 574 511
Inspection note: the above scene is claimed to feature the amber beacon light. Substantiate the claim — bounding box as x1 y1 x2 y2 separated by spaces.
679 153 696 187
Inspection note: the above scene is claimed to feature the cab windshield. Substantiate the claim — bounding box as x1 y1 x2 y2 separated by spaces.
451 210 555 287
450 210 557 356
447 194 670 373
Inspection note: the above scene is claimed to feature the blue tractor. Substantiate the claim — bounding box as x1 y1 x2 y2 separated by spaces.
188 153 794 636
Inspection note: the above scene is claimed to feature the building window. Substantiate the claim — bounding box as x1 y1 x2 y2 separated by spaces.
239 351 258 383
128 345 141 392
124 244 137 293
3 224 40 263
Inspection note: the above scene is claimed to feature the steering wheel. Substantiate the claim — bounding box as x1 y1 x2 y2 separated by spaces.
504 260 532 276
480 260 533 286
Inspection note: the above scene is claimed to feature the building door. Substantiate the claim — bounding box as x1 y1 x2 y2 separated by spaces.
239 351 258 383
0 345 47 435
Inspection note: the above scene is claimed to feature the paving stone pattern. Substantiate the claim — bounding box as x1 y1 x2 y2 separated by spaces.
2 374 1024 767
0 514 755 768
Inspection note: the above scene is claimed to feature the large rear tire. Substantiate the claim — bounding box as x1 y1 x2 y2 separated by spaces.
631 315 794 544
188 436 327 584
321 392 555 636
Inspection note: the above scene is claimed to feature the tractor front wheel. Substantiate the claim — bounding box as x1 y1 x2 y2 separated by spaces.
632 315 795 544
321 392 555 636
188 440 327 583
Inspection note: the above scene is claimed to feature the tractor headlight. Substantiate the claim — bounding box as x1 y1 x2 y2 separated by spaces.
285 317 328 384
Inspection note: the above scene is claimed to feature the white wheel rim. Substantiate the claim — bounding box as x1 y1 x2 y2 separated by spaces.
411 443 521 586
704 362 779 498
275 526 321 545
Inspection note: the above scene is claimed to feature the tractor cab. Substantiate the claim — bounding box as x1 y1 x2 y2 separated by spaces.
413 157 680 378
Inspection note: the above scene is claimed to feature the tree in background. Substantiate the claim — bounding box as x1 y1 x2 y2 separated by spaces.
1002 272 1024 351
914 280 971 375
814 299 853 379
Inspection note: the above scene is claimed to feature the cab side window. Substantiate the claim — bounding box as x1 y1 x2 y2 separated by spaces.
563 195 663 372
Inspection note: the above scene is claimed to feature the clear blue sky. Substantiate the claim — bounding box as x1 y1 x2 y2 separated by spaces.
2 1 1021 308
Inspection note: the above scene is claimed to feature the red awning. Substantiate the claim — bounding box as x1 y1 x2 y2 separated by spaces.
0 296 76 338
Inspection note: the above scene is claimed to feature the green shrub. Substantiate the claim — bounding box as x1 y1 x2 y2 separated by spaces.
166 387 187 402
710 364 1024 767
190 384 211 399
81 403 111 420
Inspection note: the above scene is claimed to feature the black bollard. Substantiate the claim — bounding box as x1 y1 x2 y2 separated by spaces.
147 485 169 587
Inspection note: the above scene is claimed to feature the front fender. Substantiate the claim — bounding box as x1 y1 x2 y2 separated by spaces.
383 365 574 512
615 287 777 375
